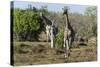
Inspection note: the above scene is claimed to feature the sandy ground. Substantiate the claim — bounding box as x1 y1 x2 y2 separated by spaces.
13 41 97 66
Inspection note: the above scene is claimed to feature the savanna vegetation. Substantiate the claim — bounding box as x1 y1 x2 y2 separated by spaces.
11 4 97 66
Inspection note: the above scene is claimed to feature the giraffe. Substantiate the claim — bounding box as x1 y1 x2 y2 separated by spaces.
63 7 75 58
40 12 58 48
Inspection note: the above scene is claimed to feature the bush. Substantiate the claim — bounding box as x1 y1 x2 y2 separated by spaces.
54 31 64 49
13 6 48 41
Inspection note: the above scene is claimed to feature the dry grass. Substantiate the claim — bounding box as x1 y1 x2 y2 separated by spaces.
13 41 97 66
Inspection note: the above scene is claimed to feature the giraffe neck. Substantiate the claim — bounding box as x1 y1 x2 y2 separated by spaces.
65 14 70 31
66 17 68 29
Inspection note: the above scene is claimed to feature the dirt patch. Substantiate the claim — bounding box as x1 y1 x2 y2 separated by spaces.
13 42 97 66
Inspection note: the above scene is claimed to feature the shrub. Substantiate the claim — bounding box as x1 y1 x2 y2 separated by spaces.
54 31 64 49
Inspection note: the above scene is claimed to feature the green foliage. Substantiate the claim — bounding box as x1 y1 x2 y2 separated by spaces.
13 7 46 41
54 31 64 48
85 6 97 37
85 6 97 18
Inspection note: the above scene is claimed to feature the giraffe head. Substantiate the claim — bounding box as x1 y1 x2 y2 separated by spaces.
62 6 68 15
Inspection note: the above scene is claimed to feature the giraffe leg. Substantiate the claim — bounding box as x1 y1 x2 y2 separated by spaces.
46 28 51 47
64 39 69 58
46 31 49 43
66 39 69 57
64 38 66 57
46 26 49 43
69 37 72 48
68 37 72 56
63 38 66 48
50 28 54 48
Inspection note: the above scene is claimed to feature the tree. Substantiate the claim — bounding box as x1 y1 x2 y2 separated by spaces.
13 8 42 41
85 6 97 18
84 6 97 37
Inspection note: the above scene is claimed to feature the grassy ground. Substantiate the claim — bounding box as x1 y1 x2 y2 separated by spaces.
12 41 97 66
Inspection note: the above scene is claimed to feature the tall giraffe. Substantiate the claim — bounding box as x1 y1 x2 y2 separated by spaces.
63 7 75 58
40 12 57 48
